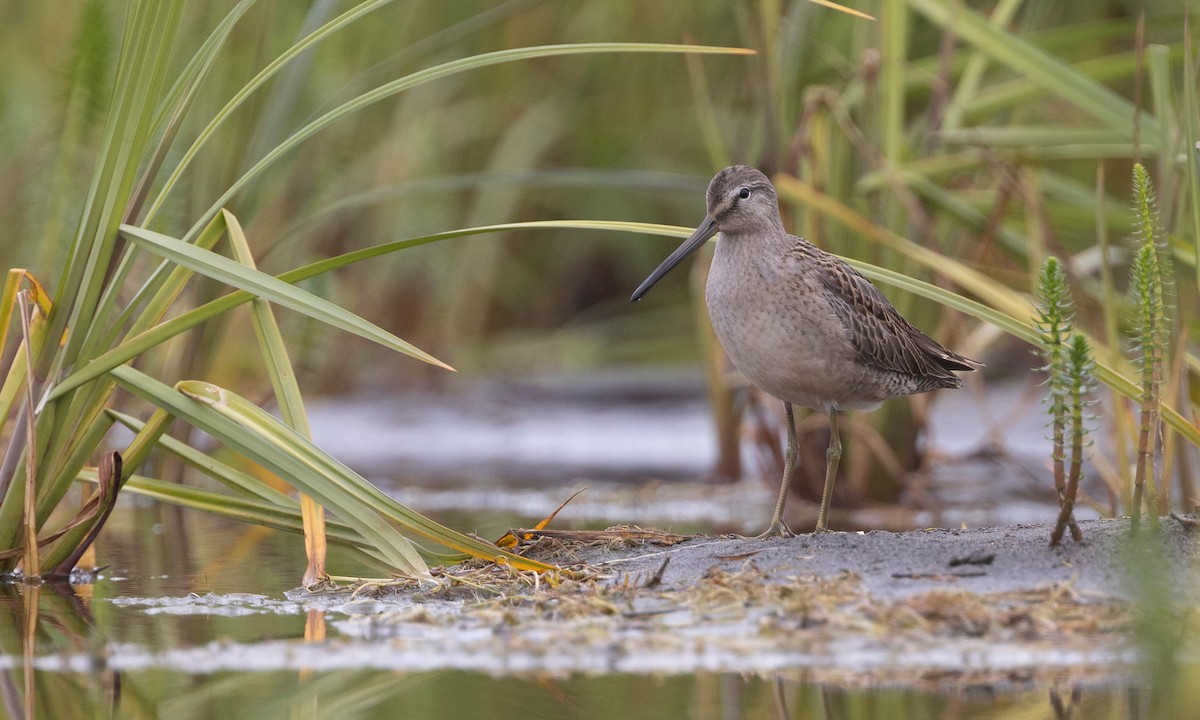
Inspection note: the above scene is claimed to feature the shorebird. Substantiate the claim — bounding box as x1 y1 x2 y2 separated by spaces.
631 165 979 536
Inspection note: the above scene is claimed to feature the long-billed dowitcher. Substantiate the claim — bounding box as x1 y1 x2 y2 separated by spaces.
631 165 979 536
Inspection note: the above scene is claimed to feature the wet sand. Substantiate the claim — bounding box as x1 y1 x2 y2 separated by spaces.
569 515 1200 602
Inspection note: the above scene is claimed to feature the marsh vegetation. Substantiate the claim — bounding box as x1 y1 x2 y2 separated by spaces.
1 0 1199 717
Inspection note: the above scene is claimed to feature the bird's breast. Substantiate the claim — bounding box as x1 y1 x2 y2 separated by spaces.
704 242 881 411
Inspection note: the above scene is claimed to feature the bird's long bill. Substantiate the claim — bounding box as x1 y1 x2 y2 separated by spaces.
630 216 719 301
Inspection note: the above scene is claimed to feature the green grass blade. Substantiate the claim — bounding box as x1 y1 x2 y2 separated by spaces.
51 1 184 374
80 210 228 382
775 175 1026 314
118 223 453 370
936 127 1133 147
78 470 379 555
112 407 171 475
143 0 398 224
109 365 430 577
222 210 311 434
942 0 1023 130
108 409 296 506
49 220 681 399
880 0 908 165
224 208 327 583
0 342 28 430
124 0 257 228
148 0 256 132
125 210 229 336
175 380 555 573
176 42 753 242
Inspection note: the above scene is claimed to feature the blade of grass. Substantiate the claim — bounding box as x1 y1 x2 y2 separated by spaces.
95 470 403 573
223 211 311 435
81 2 257 364
126 0 257 223
110 365 431 577
942 0 1023 130
805 0 875 21
1147 45 1174 211
49 220 684 400
936 127 1134 147
77 470 380 554
173 43 754 244
0 344 28 433
17 292 39 577
175 379 556 573
108 409 295 505
224 209 328 586
0 271 50 427
118 223 453 371
880 0 907 167
49 0 184 376
142 0 399 224
85 194 229 368
110 367 557 573
775 174 1024 313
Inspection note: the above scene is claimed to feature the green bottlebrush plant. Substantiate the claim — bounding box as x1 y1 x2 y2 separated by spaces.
1129 163 1170 529
1035 255 1082 541
1051 333 1096 546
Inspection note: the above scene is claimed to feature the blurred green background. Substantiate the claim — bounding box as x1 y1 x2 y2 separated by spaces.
3 1 755 389
1 0 1198 522
0 0 1187 387
2 0 1196 373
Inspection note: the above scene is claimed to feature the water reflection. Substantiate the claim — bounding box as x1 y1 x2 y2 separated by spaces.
0 581 119 720
0 661 1174 720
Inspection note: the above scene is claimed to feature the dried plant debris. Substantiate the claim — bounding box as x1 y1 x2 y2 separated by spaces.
333 555 1135 687
505 526 691 547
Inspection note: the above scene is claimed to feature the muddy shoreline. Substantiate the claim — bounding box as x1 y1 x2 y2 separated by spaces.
566 515 1199 601
294 516 1194 686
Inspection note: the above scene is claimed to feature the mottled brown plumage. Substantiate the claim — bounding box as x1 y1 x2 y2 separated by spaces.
632 165 980 536
795 240 975 390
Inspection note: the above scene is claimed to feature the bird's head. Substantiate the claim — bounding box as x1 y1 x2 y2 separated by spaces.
631 165 782 302
703 165 782 236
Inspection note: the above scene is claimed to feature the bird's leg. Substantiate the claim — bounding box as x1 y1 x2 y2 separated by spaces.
757 402 797 539
814 408 841 533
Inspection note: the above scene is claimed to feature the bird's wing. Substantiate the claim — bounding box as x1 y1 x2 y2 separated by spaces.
798 242 975 383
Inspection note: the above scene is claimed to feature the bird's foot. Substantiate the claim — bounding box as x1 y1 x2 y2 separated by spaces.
755 520 795 539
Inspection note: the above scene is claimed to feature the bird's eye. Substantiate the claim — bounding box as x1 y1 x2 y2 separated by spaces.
737 187 751 200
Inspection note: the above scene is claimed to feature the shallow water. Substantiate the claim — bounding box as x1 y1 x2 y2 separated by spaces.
0 374 1172 718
